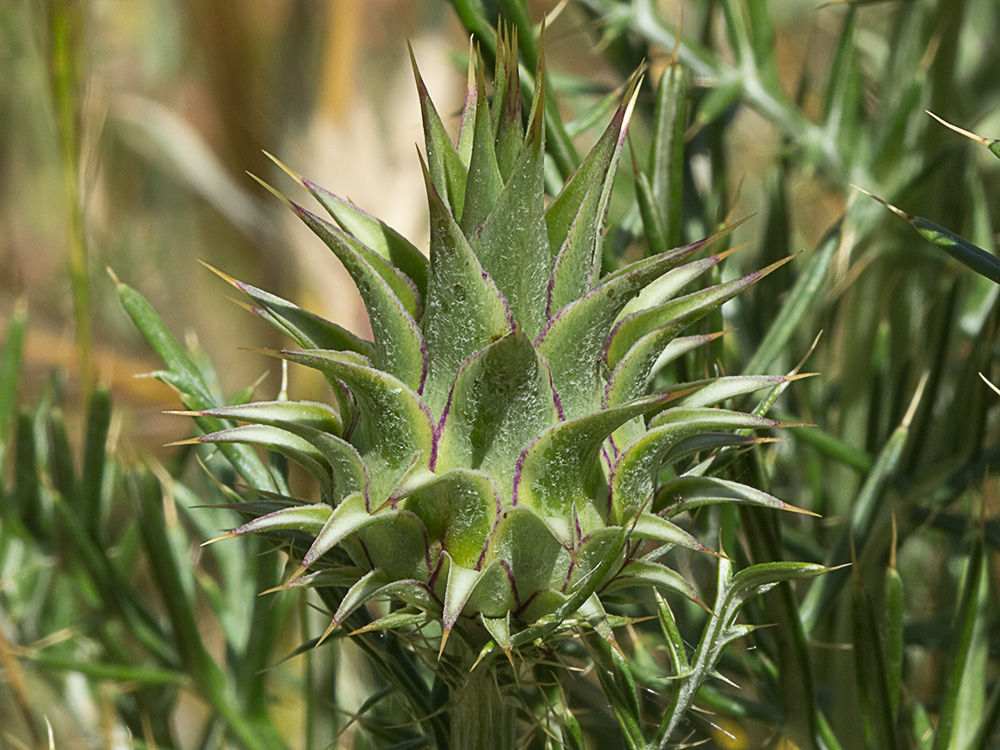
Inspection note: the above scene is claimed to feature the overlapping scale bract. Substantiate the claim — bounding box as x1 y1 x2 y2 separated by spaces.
200 36 800 660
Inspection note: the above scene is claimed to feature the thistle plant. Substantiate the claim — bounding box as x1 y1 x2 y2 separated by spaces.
113 29 825 749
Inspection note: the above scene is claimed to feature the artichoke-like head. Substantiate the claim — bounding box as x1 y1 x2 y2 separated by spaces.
195 36 794 665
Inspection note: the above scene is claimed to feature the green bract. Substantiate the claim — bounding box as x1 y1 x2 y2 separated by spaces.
191 37 799 667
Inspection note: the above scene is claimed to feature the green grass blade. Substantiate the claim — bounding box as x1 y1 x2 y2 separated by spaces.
745 220 840 375
649 60 686 250
0 301 27 450
800 385 917 631
80 384 111 541
932 536 990 750
852 577 899 749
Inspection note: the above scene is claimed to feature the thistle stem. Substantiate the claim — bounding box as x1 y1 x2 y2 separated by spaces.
450 660 518 750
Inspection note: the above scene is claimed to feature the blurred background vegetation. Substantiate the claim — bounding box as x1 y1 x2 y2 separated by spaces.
2 0 1000 747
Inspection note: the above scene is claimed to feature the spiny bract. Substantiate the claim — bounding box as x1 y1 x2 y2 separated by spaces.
194 36 797 665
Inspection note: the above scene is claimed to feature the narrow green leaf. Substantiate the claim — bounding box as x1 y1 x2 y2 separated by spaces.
607 257 792 369
289 202 426 388
861 189 1000 285
654 591 690 675
852 578 899 749
654 475 809 518
492 26 523 181
115 276 213 403
545 74 640 278
650 60 686 250
745 221 839 375
228 502 332 539
0 301 26 446
410 44 469 217
933 537 990 750
800 405 913 631
461 49 505 233
611 409 781 523
194 424 333 499
207 263 373 357
80 384 111 540
301 179 428 298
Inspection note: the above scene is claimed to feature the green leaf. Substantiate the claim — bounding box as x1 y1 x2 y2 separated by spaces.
80 385 112 540
0 301 26 448
537 246 704 418
435 329 558 496
410 44 469 218
933 537 990 750
398 468 500 569
492 26 524 181
852 577 899 750
471 81 550 338
654 475 809 518
193 424 333 499
650 60 687 250
546 72 641 269
604 332 719 409
301 179 428 298
547 175 603 314
473 505 569 619
420 157 514 412
631 511 712 555
278 350 434 501
461 49 505 233
611 409 781 523
115 277 279 493
229 503 333 538
603 559 699 603
861 188 1000 285
514 394 671 535
289 202 426 389
606 257 791 369
207 264 373 357
189 402 369 503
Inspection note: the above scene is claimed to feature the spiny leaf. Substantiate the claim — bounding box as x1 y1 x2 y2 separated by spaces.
397 468 500 569
204 263 374 356
277 350 434 501
471 94 550 338
420 155 514 412
410 44 469 217
435 329 559 495
537 244 710 418
611 409 782 523
514 393 673 533
606 256 794 369
186 424 333 499
545 71 642 279
653 476 816 518
461 47 505 233
857 186 1000 285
